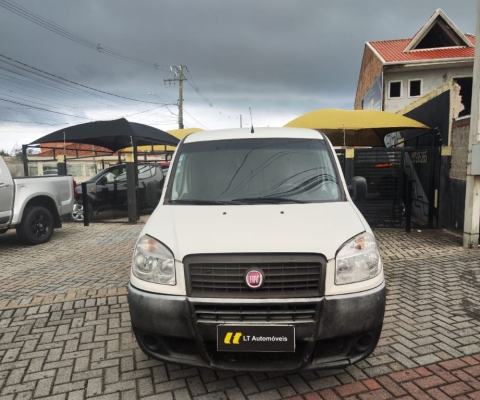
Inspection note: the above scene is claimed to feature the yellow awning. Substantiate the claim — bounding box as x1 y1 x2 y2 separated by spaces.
284 109 429 147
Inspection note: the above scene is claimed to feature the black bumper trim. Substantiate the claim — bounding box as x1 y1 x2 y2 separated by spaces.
127 282 386 371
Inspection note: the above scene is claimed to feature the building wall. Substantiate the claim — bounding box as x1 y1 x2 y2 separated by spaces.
354 45 383 110
3 158 109 181
39 142 111 157
384 65 472 113
451 118 470 181
448 118 470 232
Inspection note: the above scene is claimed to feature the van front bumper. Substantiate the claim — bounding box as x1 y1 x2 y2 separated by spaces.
127 282 386 372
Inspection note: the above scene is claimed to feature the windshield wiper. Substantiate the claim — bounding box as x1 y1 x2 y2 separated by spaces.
231 197 306 204
168 199 241 205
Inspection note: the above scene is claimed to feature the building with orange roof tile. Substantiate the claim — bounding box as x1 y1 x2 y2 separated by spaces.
355 9 474 115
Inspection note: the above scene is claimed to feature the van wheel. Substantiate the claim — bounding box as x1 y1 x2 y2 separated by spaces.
16 206 54 245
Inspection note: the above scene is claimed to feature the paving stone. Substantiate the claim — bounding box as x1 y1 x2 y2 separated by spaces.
440 381 474 397
137 377 154 397
234 375 257 395
2 222 480 399
247 390 281 400
155 379 187 394
173 388 193 400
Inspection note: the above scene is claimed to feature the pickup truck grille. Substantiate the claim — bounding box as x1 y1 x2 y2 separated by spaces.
195 303 317 323
184 254 325 298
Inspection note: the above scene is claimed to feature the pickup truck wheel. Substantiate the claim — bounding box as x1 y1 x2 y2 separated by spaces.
16 206 54 245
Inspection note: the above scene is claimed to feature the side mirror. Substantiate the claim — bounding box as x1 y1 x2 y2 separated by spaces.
348 176 367 203
146 180 161 207
98 176 107 186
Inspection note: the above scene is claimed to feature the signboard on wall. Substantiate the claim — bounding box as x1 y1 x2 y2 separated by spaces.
362 73 383 111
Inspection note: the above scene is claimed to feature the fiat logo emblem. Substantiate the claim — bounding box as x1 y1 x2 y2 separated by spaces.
245 269 264 289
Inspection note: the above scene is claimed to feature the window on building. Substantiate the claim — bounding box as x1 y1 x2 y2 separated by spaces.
409 80 422 97
415 20 465 49
389 81 402 98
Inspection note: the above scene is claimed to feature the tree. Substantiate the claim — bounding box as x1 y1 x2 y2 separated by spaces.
0 149 9 157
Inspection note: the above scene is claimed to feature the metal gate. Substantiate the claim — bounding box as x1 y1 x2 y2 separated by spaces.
404 147 439 228
334 147 439 228
354 148 405 227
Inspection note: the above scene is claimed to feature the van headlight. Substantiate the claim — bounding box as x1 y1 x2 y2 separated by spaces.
132 235 176 285
335 232 381 285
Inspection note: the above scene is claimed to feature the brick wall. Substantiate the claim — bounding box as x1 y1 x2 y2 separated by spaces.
38 142 112 157
354 45 383 110
450 118 470 180
448 118 470 231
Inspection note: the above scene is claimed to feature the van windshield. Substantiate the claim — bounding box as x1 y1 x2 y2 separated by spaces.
167 138 343 204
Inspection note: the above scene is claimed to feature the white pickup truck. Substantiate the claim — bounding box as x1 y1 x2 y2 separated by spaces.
0 156 75 245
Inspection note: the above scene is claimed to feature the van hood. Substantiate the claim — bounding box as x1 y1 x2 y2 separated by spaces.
143 202 366 261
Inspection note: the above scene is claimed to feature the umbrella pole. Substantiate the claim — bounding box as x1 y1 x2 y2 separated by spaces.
127 136 139 223
373 128 385 147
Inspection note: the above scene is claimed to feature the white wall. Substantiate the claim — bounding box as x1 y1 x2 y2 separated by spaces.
383 65 472 113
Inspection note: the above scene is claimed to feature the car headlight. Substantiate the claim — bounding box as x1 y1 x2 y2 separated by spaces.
335 232 381 285
132 235 176 285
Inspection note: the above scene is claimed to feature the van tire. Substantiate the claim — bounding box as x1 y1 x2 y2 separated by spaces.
16 206 55 245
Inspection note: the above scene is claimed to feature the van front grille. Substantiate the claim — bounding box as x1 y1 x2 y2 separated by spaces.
195 303 317 323
184 254 325 298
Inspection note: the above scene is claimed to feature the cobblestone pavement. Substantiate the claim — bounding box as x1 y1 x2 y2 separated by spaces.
0 218 479 399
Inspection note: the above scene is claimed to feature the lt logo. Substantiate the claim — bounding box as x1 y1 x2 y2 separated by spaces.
224 332 242 344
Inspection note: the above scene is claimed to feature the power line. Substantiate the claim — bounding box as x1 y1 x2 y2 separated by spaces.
184 67 212 107
0 55 215 129
0 67 137 110
0 0 167 70
0 104 64 123
0 54 177 124
0 118 64 126
0 96 94 120
122 106 169 118
183 107 209 130
183 67 244 126
0 53 165 105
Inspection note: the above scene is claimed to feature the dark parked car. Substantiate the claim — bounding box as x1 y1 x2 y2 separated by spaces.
159 161 170 175
70 163 164 222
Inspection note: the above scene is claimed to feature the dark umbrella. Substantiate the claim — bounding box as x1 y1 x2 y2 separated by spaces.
29 118 179 151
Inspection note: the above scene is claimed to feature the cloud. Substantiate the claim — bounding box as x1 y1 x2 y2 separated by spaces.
0 0 476 153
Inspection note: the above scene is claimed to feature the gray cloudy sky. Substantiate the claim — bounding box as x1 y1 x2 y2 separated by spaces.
0 0 477 153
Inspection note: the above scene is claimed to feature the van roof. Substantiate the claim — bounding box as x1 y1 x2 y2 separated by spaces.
183 127 324 143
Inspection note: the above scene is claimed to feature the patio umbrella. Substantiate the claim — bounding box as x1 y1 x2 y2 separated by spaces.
284 109 429 146
30 118 180 152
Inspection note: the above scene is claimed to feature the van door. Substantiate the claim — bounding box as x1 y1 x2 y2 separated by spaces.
0 158 14 228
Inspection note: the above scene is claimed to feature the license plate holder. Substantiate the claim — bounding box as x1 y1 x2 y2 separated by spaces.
217 325 295 352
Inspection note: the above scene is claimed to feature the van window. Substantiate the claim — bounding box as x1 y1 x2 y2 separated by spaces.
168 138 342 203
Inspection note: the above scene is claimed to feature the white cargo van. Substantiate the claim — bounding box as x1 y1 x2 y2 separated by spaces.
128 127 385 372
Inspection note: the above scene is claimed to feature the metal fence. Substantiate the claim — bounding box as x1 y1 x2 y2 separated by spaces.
333 147 439 229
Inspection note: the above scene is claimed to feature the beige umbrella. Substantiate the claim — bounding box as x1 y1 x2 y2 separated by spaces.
284 109 429 146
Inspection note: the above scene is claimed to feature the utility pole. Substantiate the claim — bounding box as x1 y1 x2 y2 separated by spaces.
164 65 187 129
463 0 480 248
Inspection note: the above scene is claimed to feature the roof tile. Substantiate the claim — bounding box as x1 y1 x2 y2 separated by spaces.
370 34 475 63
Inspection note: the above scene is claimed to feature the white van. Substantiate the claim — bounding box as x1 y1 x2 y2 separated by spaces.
128 127 385 372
